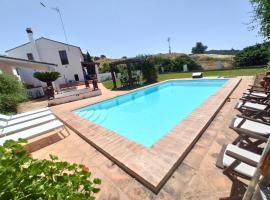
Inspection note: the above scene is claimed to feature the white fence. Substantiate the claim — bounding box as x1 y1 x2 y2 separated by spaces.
98 73 112 82
98 70 141 82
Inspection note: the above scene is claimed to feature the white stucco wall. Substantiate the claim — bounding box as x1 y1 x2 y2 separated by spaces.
6 38 85 87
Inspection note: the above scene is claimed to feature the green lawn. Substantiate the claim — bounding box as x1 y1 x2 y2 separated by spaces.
102 67 266 90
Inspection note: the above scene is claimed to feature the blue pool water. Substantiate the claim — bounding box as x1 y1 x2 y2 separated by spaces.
74 79 227 147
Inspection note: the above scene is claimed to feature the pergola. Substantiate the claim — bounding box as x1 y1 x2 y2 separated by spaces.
109 57 142 89
81 61 100 82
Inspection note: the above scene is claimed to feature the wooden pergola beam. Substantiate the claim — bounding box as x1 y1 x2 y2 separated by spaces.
108 57 142 89
109 64 117 89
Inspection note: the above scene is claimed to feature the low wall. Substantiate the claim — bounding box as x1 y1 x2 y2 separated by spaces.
49 89 102 106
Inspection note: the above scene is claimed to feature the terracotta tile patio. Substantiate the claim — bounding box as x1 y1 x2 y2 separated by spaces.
27 76 254 200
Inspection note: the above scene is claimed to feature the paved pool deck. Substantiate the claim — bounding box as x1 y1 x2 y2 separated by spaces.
29 76 253 199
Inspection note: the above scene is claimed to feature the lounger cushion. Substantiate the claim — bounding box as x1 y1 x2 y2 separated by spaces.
0 108 50 121
0 120 64 145
233 117 270 136
10 107 49 119
0 120 7 128
5 110 52 127
244 92 268 98
0 114 10 121
2 115 56 135
236 101 267 110
223 144 260 178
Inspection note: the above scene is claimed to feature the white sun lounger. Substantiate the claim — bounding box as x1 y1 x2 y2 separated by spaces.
230 116 270 146
243 91 269 98
192 72 203 78
0 110 52 128
0 114 56 137
0 120 64 145
232 117 270 136
235 101 268 111
0 107 49 121
221 144 261 178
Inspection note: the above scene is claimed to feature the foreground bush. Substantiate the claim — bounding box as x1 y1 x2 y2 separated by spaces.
0 139 101 200
0 74 27 114
233 42 270 68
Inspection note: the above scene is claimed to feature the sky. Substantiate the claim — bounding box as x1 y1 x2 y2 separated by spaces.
0 0 264 58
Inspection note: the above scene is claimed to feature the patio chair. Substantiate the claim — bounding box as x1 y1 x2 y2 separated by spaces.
235 98 270 122
0 114 56 137
216 144 261 200
230 115 270 148
0 110 52 128
0 107 49 121
0 119 64 145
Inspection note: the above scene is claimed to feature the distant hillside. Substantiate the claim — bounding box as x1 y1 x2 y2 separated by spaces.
191 54 234 69
204 49 240 55
94 53 235 70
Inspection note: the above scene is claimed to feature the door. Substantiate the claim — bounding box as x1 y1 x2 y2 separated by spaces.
74 74 79 81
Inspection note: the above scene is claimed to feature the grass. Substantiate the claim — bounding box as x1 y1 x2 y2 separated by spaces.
102 67 266 90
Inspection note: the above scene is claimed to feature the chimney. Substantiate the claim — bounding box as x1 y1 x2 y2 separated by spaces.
26 28 40 61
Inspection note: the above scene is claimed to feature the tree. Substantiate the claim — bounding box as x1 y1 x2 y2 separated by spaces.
100 55 106 59
233 42 270 68
33 71 61 88
93 56 100 61
191 42 208 54
122 56 127 59
85 51 92 62
249 0 270 70
250 0 270 40
33 71 61 99
0 74 27 114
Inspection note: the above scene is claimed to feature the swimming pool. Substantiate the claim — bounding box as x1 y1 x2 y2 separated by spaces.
74 79 228 147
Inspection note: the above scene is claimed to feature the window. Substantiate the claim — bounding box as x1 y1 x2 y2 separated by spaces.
27 53 34 60
59 50 69 65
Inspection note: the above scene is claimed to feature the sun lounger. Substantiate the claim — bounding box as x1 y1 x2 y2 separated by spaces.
216 144 262 199
192 72 203 78
235 99 270 121
0 110 52 128
0 107 49 121
235 99 269 112
216 144 260 178
230 115 270 147
0 120 64 145
243 91 270 102
0 114 56 137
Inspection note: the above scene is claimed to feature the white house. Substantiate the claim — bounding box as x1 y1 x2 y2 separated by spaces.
5 28 85 88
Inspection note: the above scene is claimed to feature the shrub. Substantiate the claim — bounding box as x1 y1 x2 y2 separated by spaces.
153 57 173 73
0 139 101 200
117 64 128 78
141 56 158 83
233 42 270 68
172 55 201 71
99 63 110 73
0 74 27 114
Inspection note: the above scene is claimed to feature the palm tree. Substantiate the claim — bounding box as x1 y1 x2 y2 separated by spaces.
33 71 61 99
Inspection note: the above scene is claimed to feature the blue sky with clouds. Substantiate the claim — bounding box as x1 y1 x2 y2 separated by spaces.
0 0 264 58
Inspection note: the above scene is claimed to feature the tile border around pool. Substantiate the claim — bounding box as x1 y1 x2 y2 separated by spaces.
52 77 241 193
